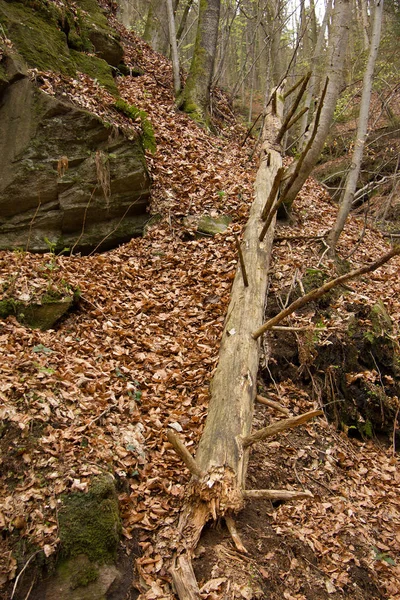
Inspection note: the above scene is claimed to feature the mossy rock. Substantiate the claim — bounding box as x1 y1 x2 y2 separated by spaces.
59 474 121 564
370 298 393 334
0 293 76 329
301 268 336 309
0 0 119 94
45 554 121 600
197 214 232 236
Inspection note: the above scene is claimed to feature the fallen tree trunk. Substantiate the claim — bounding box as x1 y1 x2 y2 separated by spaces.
164 87 320 598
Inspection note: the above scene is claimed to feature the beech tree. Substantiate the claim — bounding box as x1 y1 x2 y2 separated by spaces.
167 0 181 95
327 0 384 252
279 0 351 210
178 0 221 123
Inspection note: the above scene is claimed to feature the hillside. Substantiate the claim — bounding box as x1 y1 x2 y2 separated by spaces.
0 2 399 599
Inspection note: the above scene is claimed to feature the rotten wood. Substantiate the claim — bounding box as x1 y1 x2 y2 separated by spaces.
242 409 322 448
168 85 286 598
252 246 400 340
256 394 290 415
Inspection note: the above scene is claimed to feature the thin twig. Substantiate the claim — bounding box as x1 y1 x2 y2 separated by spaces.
253 246 400 339
256 394 290 415
392 404 399 456
242 410 323 447
11 551 41 599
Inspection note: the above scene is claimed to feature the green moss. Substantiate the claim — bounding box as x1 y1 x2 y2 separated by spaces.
370 299 393 334
71 50 117 95
0 0 117 93
70 561 99 589
0 1 74 74
114 99 156 153
59 474 121 564
0 298 17 318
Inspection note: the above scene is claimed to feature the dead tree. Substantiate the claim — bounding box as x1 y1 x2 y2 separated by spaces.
163 86 321 598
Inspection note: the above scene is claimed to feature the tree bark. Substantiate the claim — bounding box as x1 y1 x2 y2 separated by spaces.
327 0 384 252
282 0 350 209
298 0 332 148
143 0 170 55
179 0 221 123
166 0 181 95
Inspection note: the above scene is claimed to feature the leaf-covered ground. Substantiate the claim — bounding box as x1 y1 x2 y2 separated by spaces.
0 3 399 599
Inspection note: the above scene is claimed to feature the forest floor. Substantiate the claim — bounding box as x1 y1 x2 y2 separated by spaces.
0 7 400 600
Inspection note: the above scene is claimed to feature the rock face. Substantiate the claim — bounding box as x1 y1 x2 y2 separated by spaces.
0 0 152 253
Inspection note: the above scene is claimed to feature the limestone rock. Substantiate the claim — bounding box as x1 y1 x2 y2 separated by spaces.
0 75 151 253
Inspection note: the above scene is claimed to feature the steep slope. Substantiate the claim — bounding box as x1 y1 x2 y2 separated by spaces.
0 2 399 599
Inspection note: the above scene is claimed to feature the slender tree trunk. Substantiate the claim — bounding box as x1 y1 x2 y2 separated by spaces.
281 0 350 210
179 0 221 123
327 0 384 252
166 0 181 95
298 0 332 148
176 0 195 43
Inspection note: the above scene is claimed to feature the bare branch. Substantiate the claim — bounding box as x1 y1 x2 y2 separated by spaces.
256 394 290 415
242 410 323 448
244 489 313 500
252 246 400 339
234 234 249 287
167 429 204 478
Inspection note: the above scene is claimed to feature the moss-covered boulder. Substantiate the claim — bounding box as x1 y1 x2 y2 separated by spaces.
0 73 150 252
0 0 151 253
59 475 121 563
37 475 122 600
197 214 232 236
0 0 123 90
0 294 74 329
183 213 232 238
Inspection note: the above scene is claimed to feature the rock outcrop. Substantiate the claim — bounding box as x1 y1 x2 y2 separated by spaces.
0 0 152 253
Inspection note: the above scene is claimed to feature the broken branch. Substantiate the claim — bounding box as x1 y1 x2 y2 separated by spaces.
252 246 400 339
166 429 204 478
234 234 249 287
276 72 311 143
261 167 285 221
225 515 248 553
242 410 322 448
244 489 313 500
256 394 290 415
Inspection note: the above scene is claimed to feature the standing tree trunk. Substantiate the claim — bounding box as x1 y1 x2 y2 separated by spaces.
167 0 181 95
178 0 221 124
298 0 332 149
327 0 384 252
280 0 351 210
143 0 170 55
